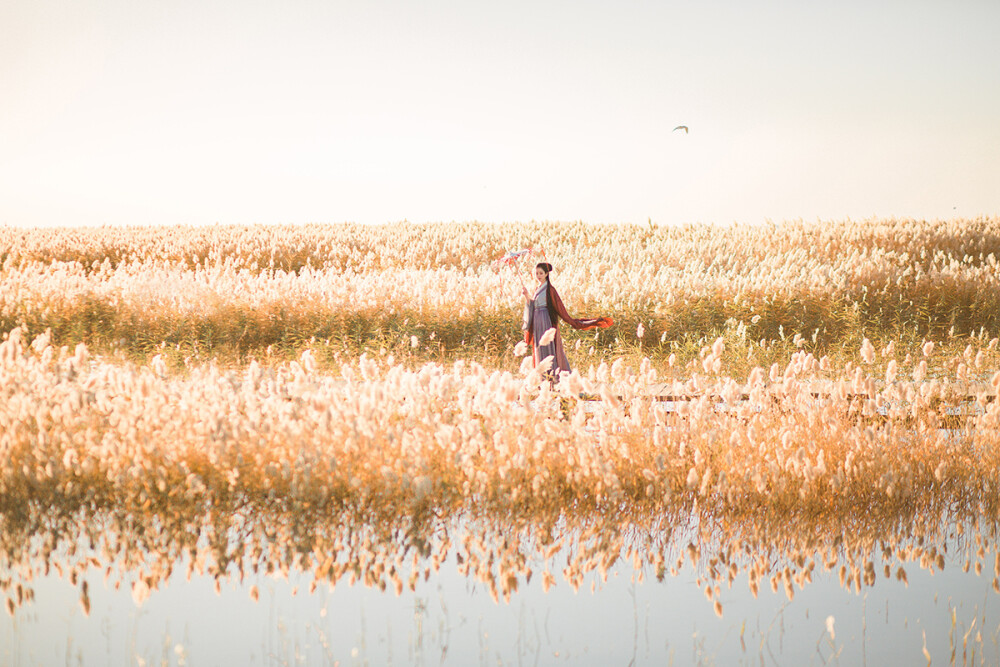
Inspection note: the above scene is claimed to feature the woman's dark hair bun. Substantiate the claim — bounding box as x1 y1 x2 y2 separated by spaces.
536 262 553 273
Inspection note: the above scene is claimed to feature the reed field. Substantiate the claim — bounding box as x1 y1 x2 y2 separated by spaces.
3 219 1000 662
3 218 1000 368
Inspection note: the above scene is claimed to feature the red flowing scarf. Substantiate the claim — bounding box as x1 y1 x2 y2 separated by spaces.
524 283 614 345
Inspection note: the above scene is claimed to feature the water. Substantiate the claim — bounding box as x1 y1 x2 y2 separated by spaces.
3 511 998 666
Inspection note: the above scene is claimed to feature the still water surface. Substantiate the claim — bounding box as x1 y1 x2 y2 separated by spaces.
3 514 998 666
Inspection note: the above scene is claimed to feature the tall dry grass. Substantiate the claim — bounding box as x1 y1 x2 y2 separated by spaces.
2 326 999 614
2 218 1000 364
3 218 1000 619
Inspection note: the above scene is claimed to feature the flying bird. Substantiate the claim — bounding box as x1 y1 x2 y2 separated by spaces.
673 125 689 133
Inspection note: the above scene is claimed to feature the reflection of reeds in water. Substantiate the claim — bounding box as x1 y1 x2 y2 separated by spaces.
1 502 997 622
1 326 1000 618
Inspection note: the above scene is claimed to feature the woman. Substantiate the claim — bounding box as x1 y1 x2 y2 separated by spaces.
521 262 613 379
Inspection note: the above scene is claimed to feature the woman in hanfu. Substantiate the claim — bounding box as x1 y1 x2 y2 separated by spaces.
521 262 613 380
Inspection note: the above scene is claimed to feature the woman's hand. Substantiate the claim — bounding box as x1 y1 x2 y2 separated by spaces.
521 286 531 301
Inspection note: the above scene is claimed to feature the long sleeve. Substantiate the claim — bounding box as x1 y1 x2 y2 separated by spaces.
522 300 533 344
548 285 614 331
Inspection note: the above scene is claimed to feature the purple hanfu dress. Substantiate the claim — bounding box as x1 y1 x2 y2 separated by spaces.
522 281 572 379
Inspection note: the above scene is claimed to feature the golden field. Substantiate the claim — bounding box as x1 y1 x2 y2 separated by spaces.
2 218 1000 621
2 218 1000 369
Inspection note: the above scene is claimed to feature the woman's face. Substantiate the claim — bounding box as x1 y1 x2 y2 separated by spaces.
535 267 547 283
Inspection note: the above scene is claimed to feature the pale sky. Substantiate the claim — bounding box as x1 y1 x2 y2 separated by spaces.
2 0 998 227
